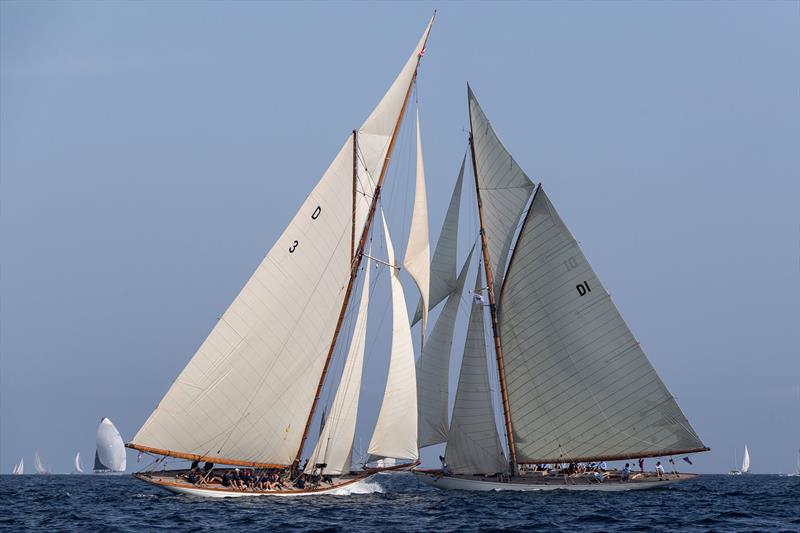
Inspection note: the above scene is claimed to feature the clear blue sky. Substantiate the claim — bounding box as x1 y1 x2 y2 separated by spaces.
1 1 798 475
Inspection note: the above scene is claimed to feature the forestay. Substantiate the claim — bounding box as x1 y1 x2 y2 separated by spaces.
499 187 707 463
130 18 433 467
446 267 508 475
417 246 474 448
367 214 419 461
403 109 431 337
305 259 372 475
412 156 464 325
468 86 533 291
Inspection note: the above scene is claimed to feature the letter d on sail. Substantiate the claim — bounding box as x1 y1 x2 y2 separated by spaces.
576 281 591 296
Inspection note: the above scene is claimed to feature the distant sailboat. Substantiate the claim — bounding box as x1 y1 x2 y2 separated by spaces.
74 452 85 474
12 458 23 475
34 452 48 475
94 417 126 473
729 445 750 475
787 449 800 477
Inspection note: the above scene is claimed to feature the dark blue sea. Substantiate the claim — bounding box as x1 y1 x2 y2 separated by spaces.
1 473 798 532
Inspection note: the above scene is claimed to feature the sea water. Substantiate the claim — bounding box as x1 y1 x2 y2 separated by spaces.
1 473 797 531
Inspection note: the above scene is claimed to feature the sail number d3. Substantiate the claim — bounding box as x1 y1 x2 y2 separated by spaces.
289 206 322 253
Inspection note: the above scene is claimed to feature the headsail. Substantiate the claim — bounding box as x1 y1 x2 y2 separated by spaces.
413 156 464 325
403 109 431 337
367 213 418 461
445 266 507 475
417 246 474 448
129 17 434 467
498 187 708 463
305 257 372 475
468 85 533 292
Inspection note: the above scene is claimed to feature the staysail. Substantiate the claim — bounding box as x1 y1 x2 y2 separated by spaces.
467 85 533 292
305 258 371 475
367 213 419 461
129 17 434 467
95 417 127 472
403 109 431 337
413 156 464 325
498 187 708 463
445 266 507 475
417 246 474 448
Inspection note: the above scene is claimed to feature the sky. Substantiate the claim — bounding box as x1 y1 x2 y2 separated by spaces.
1 1 798 475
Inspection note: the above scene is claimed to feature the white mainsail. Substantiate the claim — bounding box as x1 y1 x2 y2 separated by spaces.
305 257 371 475
742 445 751 473
367 213 419 461
403 109 431 337
417 246 474 448
445 267 507 475
498 187 707 462
95 417 127 472
468 85 533 292
74 452 84 473
413 156 464 325
34 452 47 475
12 458 23 475
130 18 434 467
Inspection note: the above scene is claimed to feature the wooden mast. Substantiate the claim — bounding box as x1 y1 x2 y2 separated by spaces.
351 129 357 260
294 22 434 468
468 112 518 473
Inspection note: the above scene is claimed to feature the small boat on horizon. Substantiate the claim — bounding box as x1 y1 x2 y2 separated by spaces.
33 451 48 475
73 452 85 474
94 417 126 473
729 445 750 475
12 458 23 475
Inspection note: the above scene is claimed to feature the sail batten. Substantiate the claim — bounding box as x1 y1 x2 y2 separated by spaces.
417 246 474 448
498 187 707 462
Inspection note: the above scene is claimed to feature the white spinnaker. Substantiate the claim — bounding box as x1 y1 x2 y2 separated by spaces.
499 187 706 462
74 452 84 473
445 267 507 475
742 446 750 473
305 258 371 475
403 109 431 337
131 17 434 466
96 417 127 472
468 85 533 292
367 213 419 461
413 156 464 325
417 246 474 448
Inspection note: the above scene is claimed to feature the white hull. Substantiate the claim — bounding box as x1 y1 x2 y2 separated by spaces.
414 471 696 492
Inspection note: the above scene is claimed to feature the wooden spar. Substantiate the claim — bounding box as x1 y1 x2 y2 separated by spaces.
351 129 357 260
293 21 435 468
515 446 711 465
468 112 518 473
125 443 288 469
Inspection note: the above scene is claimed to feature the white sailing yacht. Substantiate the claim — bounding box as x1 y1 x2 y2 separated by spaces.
413 86 709 492
729 445 750 475
127 15 436 497
94 417 127 473
787 449 799 477
74 452 85 474
12 458 24 475
33 452 48 475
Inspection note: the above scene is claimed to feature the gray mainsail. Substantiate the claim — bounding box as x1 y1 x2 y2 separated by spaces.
498 187 708 463
445 267 507 475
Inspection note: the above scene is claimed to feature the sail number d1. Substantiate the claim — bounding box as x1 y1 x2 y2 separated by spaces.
576 281 591 296
289 206 322 253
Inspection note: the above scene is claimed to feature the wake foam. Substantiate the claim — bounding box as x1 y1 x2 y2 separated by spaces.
328 480 384 496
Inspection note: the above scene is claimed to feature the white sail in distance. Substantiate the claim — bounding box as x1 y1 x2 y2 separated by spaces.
468 85 533 292
12 459 23 475
305 257 372 475
417 246 474 448
742 446 750 473
34 452 47 475
403 108 431 337
130 17 434 467
367 213 419 461
74 452 84 474
498 187 707 463
95 417 127 472
445 266 507 475
413 156 464 325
